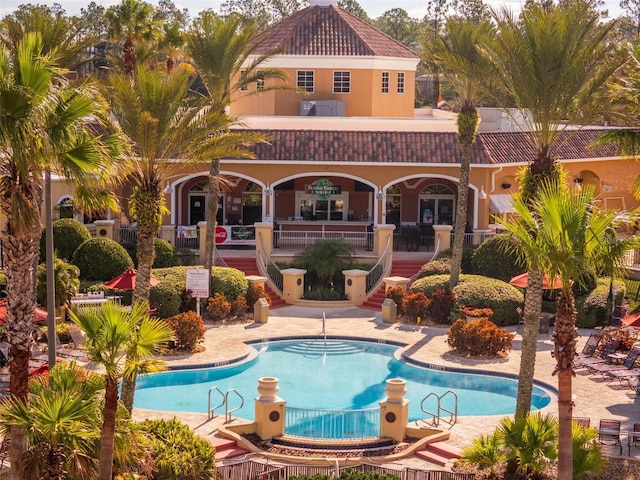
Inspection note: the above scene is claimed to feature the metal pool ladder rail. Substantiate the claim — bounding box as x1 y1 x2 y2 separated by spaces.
208 386 245 423
420 390 458 427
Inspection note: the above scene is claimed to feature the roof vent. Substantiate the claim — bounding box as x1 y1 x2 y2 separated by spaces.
310 0 338 6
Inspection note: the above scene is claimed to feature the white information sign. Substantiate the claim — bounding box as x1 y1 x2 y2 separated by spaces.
186 268 210 298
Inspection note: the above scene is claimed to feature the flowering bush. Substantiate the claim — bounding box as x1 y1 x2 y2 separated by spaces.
447 318 513 357
165 311 205 351
460 306 493 318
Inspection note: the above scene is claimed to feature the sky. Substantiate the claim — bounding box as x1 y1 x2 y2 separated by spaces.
0 0 626 22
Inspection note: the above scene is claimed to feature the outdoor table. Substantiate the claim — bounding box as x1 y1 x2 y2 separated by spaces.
608 352 627 364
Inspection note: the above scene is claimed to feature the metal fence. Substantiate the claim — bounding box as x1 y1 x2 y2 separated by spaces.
274 230 372 250
285 406 380 440
215 460 476 480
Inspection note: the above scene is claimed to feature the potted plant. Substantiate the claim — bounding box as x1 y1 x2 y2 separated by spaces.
460 306 493 322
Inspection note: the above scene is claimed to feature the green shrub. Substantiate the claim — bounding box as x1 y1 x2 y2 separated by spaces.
149 281 182 319
39 218 91 263
36 257 80 308
304 287 346 301
72 237 134 281
427 288 456 324
166 311 205 351
435 245 476 272
385 287 406 316
447 318 513 357
577 278 626 328
403 292 430 321
470 234 526 282
412 274 524 326
206 293 231 320
416 258 451 279
140 418 215 480
294 239 354 288
40 322 72 344
125 238 180 269
210 267 248 301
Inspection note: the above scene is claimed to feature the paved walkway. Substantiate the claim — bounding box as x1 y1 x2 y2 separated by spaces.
132 306 640 468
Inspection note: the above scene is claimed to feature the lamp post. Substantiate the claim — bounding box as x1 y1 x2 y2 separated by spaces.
45 169 56 366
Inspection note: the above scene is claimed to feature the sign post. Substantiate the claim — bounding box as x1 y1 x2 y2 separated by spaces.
186 268 210 317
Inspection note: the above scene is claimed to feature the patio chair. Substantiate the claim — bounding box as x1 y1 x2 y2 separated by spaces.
56 327 87 362
575 329 605 361
573 417 591 427
598 419 623 455
575 339 621 369
629 423 640 456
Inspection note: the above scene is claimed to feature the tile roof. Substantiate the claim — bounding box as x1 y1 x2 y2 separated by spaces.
251 5 419 59
240 128 622 165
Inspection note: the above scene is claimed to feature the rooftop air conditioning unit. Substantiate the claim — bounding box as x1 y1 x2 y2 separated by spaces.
300 100 316 116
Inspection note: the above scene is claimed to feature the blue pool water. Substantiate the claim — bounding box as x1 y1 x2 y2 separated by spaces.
134 339 552 422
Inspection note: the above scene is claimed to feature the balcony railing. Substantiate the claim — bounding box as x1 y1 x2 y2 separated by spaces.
285 406 380 440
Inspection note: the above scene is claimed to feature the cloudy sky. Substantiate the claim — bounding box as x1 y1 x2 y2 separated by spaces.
0 0 625 21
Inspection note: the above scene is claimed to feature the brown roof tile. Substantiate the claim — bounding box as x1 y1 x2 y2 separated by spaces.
238 128 622 165
251 5 419 59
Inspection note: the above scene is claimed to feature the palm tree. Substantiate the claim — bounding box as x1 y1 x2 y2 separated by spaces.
70 302 173 480
184 12 288 273
0 33 122 479
499 176 639 480
484 0 623 418
104 0 163 76
0 362 103 480
423 17 495 288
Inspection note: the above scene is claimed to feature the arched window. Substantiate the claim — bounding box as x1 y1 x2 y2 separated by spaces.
56 196 74 220
419 183 455 225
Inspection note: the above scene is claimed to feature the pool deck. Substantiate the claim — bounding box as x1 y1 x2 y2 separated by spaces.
132 305 640 469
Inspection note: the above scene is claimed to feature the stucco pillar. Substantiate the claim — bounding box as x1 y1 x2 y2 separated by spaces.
197 221 207 264
160 225 175 245
255 377 286 440
343 269 368 305
379 379 409 442
375 224 395 258
246 275 267 290
281 268 306 303
384 276 410 292
254 222 273 258
94 220 115 241
432 224 453 252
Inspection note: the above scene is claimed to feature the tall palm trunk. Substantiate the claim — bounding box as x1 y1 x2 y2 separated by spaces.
203 159 220 274
122 186 162 412
450 101 478 287
98 378 119 480
553 291 579 480
515 271 543 415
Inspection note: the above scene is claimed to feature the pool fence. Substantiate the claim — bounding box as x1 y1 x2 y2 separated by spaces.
215 460 476 480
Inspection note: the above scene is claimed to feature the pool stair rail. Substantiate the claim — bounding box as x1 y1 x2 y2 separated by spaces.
415 440 463 468
211 436 251 461
208 386 245 423
420 390 458 427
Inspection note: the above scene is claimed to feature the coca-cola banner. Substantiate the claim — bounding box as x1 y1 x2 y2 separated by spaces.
215 225 256 245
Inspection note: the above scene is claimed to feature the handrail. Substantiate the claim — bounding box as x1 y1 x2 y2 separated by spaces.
225 389 244 423
208 386 225 420
408 235 440 284
213 245 229 268
420 390 458 427
256 231 284 295
420 393 441 426
365 234 393 294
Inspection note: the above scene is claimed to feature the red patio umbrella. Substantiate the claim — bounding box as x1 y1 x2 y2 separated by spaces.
0 300 47 324
622 312 640 328
509 272 564 290
104 269 160 291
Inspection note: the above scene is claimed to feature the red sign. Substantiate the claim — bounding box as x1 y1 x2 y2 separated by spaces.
215 226 228 244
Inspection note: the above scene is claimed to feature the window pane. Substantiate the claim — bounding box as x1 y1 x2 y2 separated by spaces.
397 72 405 94
297 70 314 93
333 71 350 93
382 71 389 93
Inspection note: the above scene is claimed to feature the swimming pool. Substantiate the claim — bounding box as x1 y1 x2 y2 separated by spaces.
135 338 553 423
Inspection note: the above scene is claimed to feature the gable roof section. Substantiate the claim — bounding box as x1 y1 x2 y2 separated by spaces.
239 128 622 165
251 5 419 59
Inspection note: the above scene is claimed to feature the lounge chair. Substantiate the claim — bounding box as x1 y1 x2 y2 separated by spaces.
575 339 621 369
628 423 640 456
575 329 605 361
56 327 87 362
598 419 622 455
589 346 640 377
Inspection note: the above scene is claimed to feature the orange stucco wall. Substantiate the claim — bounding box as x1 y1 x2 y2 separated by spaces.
231 67 415 118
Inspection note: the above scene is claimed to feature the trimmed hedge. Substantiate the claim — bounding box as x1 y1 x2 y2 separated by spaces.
72 237 134 281
411 274 524 326
470 234 526 282
40 218 91 263
210 266 248 300
576 278 626 328
435 245 476 273
124 238 180 269
416 258 451 279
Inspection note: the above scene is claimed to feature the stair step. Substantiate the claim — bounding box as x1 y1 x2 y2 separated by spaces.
426 441 462 459
214 446 251 460
415 449 451 467
211 437 237 450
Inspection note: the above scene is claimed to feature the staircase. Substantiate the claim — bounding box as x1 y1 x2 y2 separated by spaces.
211 436 251 462
361 259 427 310
415 441 462 468
221 257 287 309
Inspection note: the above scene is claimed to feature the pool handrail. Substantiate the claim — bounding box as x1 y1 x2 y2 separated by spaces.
420 390 458 427
208 386 225 420
225 389 245 423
